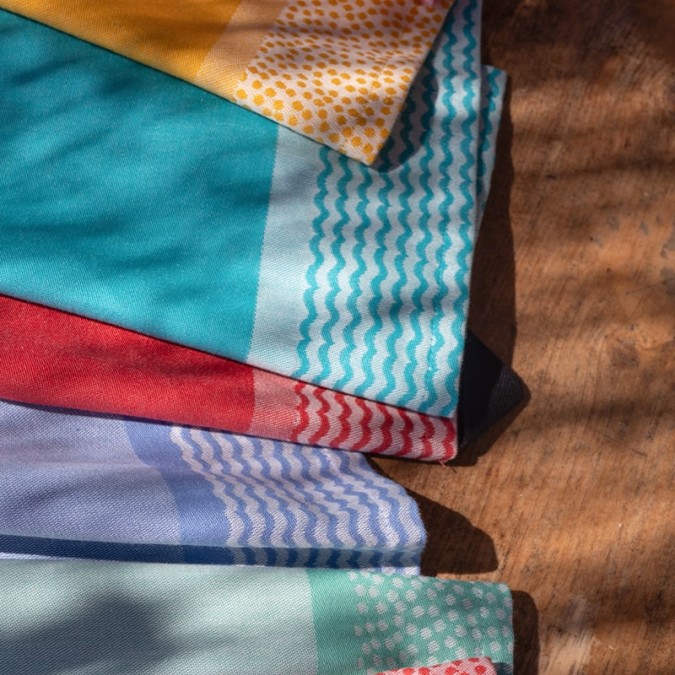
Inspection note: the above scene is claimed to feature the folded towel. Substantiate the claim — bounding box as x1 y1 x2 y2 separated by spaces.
0 399 425 572
0 0 454 163
0 295 458 461
0 561 514 674
0 0 505 432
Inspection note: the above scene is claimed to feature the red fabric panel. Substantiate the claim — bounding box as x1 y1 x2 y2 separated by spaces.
0 294 256 432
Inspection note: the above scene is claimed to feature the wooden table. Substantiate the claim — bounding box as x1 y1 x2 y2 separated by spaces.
374 1 674 672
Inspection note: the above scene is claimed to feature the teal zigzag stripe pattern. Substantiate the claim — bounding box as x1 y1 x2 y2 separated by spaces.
293 0 485 417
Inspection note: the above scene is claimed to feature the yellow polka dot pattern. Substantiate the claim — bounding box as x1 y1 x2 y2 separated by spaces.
233 0 453 165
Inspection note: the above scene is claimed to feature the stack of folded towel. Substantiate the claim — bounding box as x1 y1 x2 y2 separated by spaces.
0 0 514 672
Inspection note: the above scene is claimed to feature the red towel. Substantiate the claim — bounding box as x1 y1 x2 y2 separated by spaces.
0 295 457 460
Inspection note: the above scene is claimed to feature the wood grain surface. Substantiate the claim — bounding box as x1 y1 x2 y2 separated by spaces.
374 1 675 672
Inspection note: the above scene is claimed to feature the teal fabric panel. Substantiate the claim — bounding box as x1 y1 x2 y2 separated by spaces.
308 570 513 674
0 11 275 360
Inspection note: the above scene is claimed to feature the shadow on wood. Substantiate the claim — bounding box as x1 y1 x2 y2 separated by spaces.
457 83 527 465
512 589 540 675
468 81 516 367
410 491 498 576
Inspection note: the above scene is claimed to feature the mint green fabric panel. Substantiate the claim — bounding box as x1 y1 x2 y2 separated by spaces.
0 561 318 675
0 562 512 674
308 570 513 674
0 10 275 361
307 565 361 674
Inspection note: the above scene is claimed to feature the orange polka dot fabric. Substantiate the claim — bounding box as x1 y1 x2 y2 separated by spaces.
234 0 454 164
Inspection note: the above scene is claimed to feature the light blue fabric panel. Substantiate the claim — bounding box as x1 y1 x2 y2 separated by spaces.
0 10 275 361
0 400 425 572
0 402 179 546
0 562 320 675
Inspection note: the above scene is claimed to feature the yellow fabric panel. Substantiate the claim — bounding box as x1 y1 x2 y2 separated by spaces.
231 0 454 164
1 0 455 164
0 0 245 82
195 0 288 96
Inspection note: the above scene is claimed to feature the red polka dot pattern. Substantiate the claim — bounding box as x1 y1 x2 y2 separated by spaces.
374 657 497 675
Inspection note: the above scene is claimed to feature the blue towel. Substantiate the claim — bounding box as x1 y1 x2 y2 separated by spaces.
0 399 425 573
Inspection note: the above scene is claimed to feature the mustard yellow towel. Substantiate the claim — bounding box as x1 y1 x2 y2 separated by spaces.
3 0 454 163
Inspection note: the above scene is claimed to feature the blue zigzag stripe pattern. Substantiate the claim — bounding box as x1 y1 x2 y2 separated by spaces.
128 422 425 573
293 0 484 417
0 399 424 573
